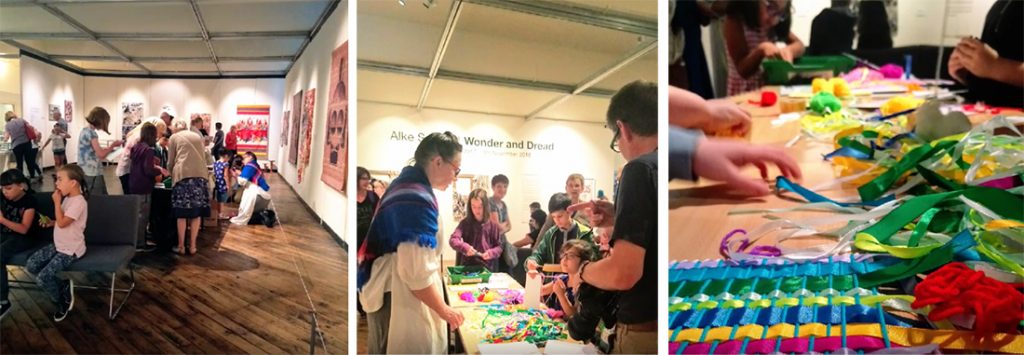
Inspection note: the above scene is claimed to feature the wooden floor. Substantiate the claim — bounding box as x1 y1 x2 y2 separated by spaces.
1 166 347 354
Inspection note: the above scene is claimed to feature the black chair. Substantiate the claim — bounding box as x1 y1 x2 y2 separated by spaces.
8 193 142 320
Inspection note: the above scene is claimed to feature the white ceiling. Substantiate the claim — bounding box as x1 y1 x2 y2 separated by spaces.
357 0 658 124
0 0 340 77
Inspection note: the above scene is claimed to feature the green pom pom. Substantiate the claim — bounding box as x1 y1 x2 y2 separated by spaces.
808 92 843 115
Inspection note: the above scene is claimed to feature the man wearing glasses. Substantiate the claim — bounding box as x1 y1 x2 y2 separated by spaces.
571 80 659 354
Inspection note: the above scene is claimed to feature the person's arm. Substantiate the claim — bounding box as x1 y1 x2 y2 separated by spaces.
956 37 1024 87
482 226 504 260
396 243 465 330
448 223 475 256
512 234 533 248
91 137 118 160
140 149 161 178
0 208 35 235
167 137 177 176
579 240 645 290
525 230 550 271
51 192 77 229
780 31 806 62
724 17 774 79
40 136 51 151
553 279 575 317
669 127 704 181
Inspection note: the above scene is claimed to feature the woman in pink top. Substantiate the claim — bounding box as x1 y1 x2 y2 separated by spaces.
26 164 88 322
723 0 804 95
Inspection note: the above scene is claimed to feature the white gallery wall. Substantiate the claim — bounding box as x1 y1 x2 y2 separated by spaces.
20 55 286 169
358 102 622 261
0 58 20 112
280 3 348 241
82 76 285 156
19 56 85 169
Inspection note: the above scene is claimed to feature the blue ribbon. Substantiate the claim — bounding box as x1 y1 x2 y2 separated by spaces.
669 259 897 282
823 146 873 161
777 176 895 207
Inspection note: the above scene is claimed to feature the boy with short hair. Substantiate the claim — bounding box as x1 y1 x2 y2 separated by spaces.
525 192 595 273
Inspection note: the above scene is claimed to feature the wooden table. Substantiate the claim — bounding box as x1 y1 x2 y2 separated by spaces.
669 87 1022 261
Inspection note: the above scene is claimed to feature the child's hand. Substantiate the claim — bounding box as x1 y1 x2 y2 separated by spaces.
553 278 566 295
52 189 63 203
693 138 802 196
758 42 780 59
38 215 54 228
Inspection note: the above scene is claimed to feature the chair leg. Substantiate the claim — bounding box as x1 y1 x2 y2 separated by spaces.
107 267 135 320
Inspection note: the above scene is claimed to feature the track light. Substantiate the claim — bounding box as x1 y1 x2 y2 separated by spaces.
423 0 436 8
398 0 406 5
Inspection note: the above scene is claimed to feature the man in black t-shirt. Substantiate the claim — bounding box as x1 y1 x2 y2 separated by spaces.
573 80 658 354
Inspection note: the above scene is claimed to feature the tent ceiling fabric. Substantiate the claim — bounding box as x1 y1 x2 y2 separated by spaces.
0 0 339 77
358 0 657 124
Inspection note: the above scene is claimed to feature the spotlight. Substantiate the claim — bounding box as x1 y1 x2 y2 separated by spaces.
423 0 436 8
398 0 405 5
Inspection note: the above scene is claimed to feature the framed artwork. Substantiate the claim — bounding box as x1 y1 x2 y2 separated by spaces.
321 41 349 193
289 91 302 166
64 100 72 122
298 89 316 183
48 104 61 121
281 111 290 147
235 106 270 160
121 102 144 140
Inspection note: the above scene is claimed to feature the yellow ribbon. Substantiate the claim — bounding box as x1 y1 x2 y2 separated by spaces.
673 295 916 312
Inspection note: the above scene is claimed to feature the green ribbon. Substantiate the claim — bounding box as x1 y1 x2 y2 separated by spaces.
859 230 975 288
858 140 958 201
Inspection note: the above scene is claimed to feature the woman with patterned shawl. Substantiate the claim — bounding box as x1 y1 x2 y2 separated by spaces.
358 132 466 354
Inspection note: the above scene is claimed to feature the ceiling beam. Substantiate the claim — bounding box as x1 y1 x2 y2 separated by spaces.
34 3 152 74
415 0 463 110
463 0 656 37
0 31 309 42
526 39 656 120
49 54 294 62
2 39 84 71
359 60 616 97
283 0 340 74
188 0 221 75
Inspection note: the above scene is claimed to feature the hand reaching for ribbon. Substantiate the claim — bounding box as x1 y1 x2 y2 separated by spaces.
693 138 802 196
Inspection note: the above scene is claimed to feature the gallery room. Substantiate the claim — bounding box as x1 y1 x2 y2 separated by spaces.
0 0 348 353
355 0 658 354
668 0 1023 354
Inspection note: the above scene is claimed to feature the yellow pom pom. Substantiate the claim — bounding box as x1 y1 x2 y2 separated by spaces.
830 78 851 98
812 78 834 94
880 95 924 116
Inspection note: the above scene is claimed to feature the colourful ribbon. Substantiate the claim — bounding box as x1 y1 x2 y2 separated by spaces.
777 176 894 207
668 323 1024 353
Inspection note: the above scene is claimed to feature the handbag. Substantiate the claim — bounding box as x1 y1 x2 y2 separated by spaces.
23 120 37 141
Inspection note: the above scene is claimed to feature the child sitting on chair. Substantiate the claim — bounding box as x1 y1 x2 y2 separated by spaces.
26 164 88 322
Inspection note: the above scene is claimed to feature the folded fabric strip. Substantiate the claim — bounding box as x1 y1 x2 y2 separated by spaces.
672 304 915 329
669 254 876 270
668 259 895 282
668 323 1024 353
912 262 1024 333
672 335 896 354
670 275 865 298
